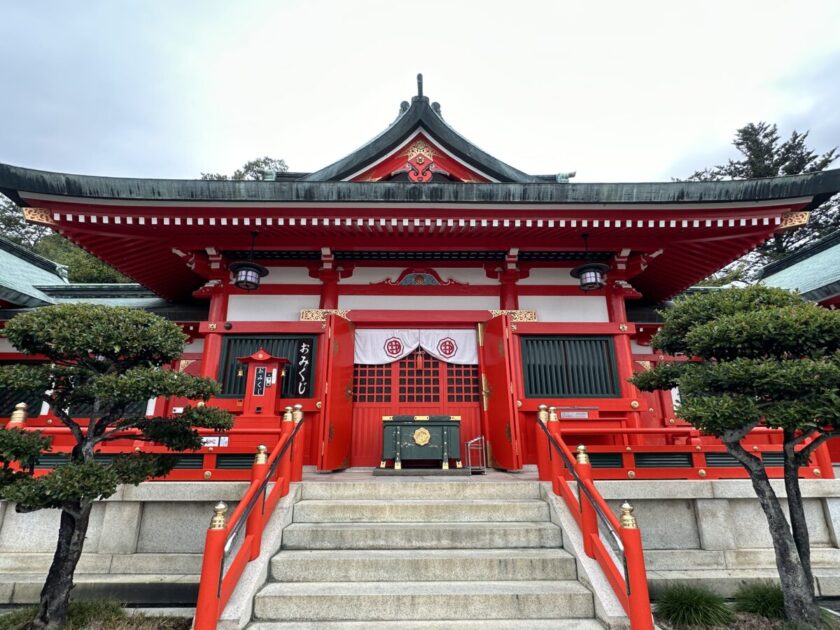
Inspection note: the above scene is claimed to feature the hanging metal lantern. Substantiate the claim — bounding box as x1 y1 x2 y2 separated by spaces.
571 262 609 291
229 231 268 291
571 233 609 291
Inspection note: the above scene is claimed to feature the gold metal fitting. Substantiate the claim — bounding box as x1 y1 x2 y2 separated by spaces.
548 406 559 423
619 324 628 332
255 444 268 464
197 401 206 408
134 446 141 453
695 445 702 451
8 402 28 426
209 502 228 529
698 469 707 478
292 404 303 423
203 471 212 480
752 446 759 452
668 418 675 425
619 502 638 529
575 444 590 465
630 400 640 409
625 446 632 452
283 406 293 423
537 404 549 425
627 470 636 479
813 468 822 477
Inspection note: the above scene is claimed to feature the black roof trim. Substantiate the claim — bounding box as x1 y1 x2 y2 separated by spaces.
0 235 66 278
301 94 539 183
3 162 840 207
36 283 157 299
758 227 840 279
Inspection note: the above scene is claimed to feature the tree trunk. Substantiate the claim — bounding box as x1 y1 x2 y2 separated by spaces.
726 441 821 628
783 433 814 588
30 500 93 630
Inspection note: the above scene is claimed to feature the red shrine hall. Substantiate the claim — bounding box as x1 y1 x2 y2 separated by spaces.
2 76 840 480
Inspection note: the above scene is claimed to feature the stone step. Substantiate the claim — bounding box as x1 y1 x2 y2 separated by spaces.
281 522 563 550
248 620 604 629
293 499 549 523
270 548 577 582
253 580 594 621
300 481 542 501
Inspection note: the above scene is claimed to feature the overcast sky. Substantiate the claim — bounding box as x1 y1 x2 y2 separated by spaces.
1 0 839 183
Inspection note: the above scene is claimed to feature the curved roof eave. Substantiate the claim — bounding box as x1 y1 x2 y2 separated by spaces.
2 162 840 208
301 96 540 183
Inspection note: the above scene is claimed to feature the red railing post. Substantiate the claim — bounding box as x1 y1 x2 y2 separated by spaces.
547 413 564 495
246 445 268 560
575 445 598 559
278 407 294 494
813 439 833 479
535 405 551 481
291 404 305 482
619 502 654 630
193 502 228 630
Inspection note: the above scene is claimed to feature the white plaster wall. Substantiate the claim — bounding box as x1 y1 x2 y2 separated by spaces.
631 340 653 354
263 267 320 284
343 267 498 285
0 338 17 353
183 339 205 353
227 295 319 321
518 296 609 322
518 268 578 286
339 295 499 310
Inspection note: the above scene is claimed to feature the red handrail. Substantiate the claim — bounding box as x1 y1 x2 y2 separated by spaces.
535 415 654 630
193 414 306 630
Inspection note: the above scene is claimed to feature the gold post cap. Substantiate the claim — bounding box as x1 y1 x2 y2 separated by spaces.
283 406 294 422
197 401 206 407
575 444 590 464
9 402 28 425
255 444 268 464
619 501 638 529
547 406 559 422
210 501 228 529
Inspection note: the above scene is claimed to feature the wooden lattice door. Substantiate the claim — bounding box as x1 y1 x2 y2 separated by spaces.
350 347 482 467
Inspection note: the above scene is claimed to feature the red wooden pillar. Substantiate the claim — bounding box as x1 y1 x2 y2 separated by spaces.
319 268 340 310
499 269 520 310
200 287 228 379
607 285 642 446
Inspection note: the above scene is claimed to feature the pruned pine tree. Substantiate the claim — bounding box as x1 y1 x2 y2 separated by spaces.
631 286 840 628
687 123 838 283
0 304 233 630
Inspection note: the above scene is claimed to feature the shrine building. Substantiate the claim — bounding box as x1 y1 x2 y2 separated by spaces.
3 76 840 479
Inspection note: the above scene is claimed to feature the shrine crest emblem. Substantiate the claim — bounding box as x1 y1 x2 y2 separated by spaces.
384 337 404 358
437 337 457 358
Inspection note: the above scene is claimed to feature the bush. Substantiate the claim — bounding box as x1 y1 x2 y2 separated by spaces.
0 600 190 630
734 582 785 619
656 584 734 628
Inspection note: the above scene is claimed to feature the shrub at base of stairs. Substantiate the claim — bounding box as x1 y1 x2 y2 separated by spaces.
656 584 734 628
0 601 190 630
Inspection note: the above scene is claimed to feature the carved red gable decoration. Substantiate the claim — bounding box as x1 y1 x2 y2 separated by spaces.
351 133 492 183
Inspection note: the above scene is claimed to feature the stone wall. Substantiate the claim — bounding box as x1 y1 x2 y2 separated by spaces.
594 478 840 597
0 482 247 604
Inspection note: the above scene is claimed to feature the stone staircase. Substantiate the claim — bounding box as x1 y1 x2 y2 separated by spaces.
248 480 602 629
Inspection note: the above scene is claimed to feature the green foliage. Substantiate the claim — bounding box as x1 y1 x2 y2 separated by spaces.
655 583 733 628
650 286 803 355
3 304 187 366
0 599 190 630
34 233 129 283
686 122 838 281
633 286 840 437
0 427 52 471
201 156 288 181
734 582 786 619
0 304 233 510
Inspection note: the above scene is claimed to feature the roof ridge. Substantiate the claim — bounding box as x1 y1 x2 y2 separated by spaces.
0 235 67 278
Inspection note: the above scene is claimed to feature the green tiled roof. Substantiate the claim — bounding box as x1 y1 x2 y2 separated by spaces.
761 231 840 302
0 237 66 307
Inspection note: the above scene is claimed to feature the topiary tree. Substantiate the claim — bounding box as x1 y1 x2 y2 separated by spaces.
631 285 840 628
0 304 233 630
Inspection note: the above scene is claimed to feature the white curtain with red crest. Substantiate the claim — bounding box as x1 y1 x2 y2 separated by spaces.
354 329 478 365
